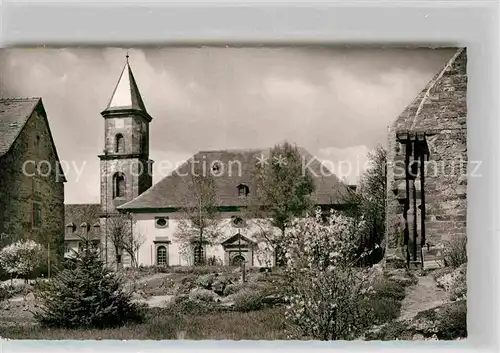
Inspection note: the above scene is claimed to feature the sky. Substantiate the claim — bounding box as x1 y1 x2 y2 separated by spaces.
0 46 456 204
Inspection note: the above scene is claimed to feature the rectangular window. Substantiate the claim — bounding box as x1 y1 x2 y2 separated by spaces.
32 202 42 228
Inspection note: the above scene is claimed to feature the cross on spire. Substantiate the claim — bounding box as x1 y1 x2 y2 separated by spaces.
126 51 129 62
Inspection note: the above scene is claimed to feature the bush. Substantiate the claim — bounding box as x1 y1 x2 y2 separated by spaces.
233 290 264 312
223 283 241 297
194 274 216 289
0 285 7 301
372 278 406 302
165 295 223 315
365 278 406 325
365 320 413 340
443 236 467 268
368 297 401 325
33 241 145 329
436 300 467 339
189 288 218 302
0 240 45 281
0 283 32 301
206 256 223 266
212 276 232 296
435 263 467 301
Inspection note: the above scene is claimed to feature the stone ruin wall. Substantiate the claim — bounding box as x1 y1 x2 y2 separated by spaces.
386 48 467 267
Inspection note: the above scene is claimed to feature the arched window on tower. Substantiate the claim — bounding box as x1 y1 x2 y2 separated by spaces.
115 133 125 153
113 173 126 198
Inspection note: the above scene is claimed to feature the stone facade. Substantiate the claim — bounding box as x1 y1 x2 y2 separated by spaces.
0 98 65 261
386 48 467 268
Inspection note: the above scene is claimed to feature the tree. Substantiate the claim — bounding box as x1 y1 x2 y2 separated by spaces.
33 238 144 329
251 142 315 265
121 226 145 268
0 240 44 284
106 213 144 268
173 166 223 266
282 208 375 340
343 145 387 265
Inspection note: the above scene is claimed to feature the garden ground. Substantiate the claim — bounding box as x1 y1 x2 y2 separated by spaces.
0 264 466 340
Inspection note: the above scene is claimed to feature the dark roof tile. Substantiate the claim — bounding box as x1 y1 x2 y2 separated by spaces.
0 98 40 157
118 147 349 211
64 204 101 241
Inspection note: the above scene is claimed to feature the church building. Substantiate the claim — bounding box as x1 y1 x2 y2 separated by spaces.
65 56 350 268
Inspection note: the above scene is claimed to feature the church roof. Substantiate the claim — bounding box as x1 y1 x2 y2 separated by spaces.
118 147 350 211
64 204 101 241
103 58 148 114
0 98 41 157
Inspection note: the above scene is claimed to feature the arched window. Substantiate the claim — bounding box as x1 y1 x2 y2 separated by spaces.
113 173 126 198
237 184 249 197
115 133 125 153
157 246 168 266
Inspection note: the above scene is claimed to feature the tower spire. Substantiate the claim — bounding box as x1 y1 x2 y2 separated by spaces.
103 54 148 115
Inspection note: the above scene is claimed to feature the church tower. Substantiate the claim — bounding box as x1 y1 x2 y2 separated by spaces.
99 55 154 216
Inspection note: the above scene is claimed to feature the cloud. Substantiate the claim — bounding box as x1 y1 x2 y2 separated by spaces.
263 76 318 101
318 145 372 184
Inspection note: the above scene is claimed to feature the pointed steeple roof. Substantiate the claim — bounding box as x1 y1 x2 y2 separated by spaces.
104 55 148 114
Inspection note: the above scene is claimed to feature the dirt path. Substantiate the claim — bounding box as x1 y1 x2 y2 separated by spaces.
136 272 172 284
398 274 447 321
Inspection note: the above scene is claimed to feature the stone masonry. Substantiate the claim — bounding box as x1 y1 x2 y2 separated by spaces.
386 48 467 268
98 60 154 267
0 98 65 261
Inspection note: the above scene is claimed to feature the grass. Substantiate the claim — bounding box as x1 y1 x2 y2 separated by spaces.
0 306 288 340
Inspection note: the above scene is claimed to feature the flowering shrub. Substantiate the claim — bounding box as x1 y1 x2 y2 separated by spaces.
281 208 375 340
436 264 467 301
0 240 44 281
436 264 466 301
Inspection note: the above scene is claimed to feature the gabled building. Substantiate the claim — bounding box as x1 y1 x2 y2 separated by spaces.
64 204 101 257
0 98 66 259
